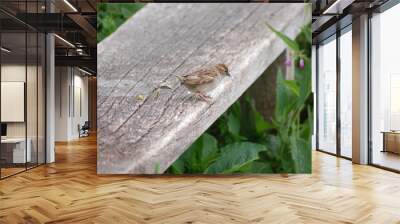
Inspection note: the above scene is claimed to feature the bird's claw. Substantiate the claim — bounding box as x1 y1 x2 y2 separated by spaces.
194 92 212 103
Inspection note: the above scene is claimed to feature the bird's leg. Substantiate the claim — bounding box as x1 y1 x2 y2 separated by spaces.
194 91 211 103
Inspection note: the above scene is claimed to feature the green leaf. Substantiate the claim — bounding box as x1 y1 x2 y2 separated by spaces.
295 60 311 106
265 134 281 159
289 136 311 173
295 24 312 58
284 80 300 97
238 96 270 140
239 96 257 139
275 69 287 117
239 161 273 173
254 110 271 134
178 133 218 173
198 133 219 164
168 159 184 174
301 25 312 46
266 22 300 53
205 142 266 174
227 113 240 136
230 101 242 118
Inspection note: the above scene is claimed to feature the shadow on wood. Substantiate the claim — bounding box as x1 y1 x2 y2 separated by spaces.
97 3 309 174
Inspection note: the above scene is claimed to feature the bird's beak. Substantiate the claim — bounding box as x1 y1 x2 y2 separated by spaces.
175 75 184 82
226 72 231 76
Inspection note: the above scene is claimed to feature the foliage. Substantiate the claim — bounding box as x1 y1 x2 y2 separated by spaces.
97 3 145 43
166 23 312 174
168 103 271 174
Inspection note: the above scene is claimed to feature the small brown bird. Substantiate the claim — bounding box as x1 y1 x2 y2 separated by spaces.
176 64 230 102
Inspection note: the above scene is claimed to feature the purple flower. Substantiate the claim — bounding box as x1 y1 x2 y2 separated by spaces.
299 58 304 69
284 58 291 66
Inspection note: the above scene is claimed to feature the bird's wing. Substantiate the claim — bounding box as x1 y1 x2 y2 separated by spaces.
183 69 216 85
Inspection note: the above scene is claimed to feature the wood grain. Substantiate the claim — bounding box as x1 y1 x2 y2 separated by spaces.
97 3 309 174
1 135 400 223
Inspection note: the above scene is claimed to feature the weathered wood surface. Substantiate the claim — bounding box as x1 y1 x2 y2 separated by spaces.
98 3 309 174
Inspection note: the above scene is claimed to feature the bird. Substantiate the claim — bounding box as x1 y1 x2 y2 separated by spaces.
175 64 230 102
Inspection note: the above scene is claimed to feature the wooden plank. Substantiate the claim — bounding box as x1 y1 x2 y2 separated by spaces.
97 3 309 174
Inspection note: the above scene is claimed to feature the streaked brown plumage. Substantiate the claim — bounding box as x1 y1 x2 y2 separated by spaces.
176 64 230 102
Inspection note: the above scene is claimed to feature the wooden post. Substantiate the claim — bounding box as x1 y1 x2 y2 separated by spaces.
97 3 309 174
